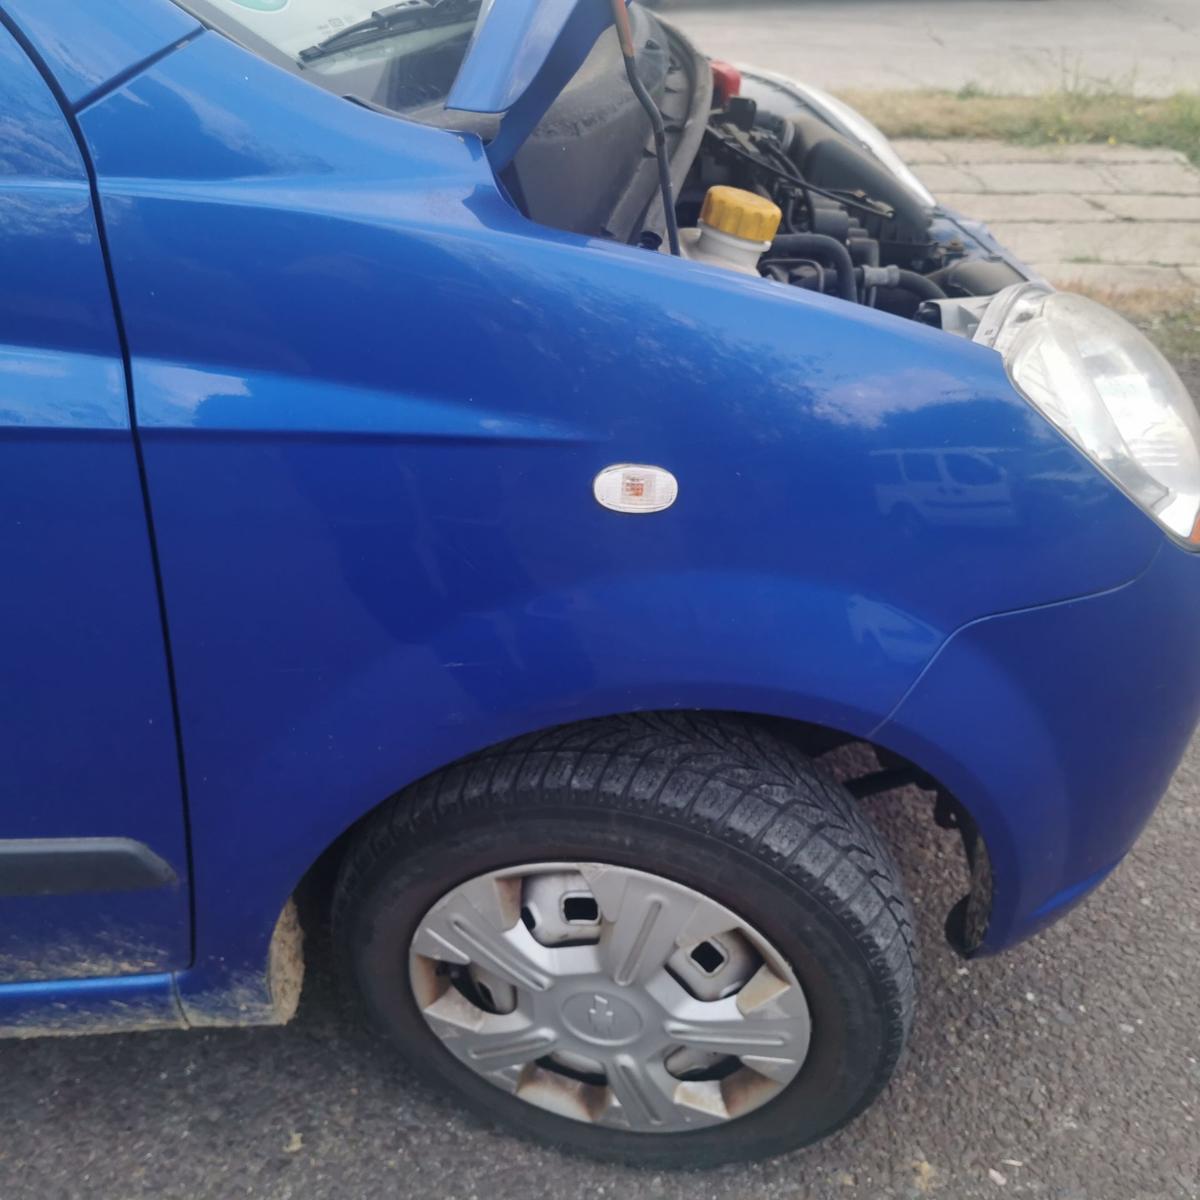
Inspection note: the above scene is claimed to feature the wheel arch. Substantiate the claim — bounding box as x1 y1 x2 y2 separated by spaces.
297 708 991 961
174 704 990 1029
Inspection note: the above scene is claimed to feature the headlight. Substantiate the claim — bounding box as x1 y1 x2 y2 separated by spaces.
778 80 936 209
976 283 1200 546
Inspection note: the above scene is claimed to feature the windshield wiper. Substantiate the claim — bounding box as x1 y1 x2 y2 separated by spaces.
299 0 481 64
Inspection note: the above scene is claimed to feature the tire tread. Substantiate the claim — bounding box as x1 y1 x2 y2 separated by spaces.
335 713 916 1077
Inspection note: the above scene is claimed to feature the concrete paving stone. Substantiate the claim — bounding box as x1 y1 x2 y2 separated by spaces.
1087 194 1200 222
911 163 987 194
1066 146 1189 165
1098 162 1200 195
934 140 1188 166
937 192 1112 223
923 140 1033 165
1033 262 1195 293
966 162 1119 195
988 220 1200 266
669 0 1200 98
891 139 950 165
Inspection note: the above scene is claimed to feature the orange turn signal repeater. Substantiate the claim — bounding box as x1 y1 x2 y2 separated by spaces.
1190 511 1200 545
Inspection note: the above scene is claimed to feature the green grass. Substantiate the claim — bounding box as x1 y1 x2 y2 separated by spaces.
1067 285 1200 364
837 88 1200 166
1124 296 1200 364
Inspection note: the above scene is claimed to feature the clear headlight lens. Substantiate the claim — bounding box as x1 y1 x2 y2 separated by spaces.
975 283 1200 545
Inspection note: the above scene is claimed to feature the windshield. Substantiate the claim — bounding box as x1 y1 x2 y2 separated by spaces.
179 0 483 115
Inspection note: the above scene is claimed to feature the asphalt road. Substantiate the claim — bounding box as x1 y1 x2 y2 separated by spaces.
2 713 1198 1199
660 0 1200 97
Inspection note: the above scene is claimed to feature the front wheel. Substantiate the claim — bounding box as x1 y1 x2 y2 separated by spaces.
333 714 916 1166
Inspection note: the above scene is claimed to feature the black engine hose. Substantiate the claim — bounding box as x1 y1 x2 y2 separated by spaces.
765 234 857 302
894 269 948 301
610 0 681 256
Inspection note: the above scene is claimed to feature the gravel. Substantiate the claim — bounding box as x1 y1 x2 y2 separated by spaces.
1 727 1198 1200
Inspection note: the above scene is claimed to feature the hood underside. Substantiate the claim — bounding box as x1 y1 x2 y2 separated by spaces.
447 0 628 166
449 0 625 112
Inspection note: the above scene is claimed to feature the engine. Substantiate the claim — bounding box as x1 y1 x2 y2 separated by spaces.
677 94 1026 321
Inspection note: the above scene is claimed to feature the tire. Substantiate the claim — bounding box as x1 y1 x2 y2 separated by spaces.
333 713 916 1167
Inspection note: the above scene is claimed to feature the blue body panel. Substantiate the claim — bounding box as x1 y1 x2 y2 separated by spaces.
0 22 191 980
74 30 1168 1006
876 541 1200 952
0 4 1197 1029
0 973 182 1037
0 0 198 109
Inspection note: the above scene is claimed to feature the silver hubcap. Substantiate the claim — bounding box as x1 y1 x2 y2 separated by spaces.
408 862 811 1132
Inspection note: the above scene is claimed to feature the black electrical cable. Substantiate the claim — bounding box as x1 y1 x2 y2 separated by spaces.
760 140 816 229
707 128 895 221
765 234 857 302
610 0 681 256
783 194 798 234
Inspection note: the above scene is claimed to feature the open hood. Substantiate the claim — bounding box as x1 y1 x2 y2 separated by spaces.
447 0 628 166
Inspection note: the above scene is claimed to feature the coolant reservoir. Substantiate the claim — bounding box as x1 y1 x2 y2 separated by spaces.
680 185 782 276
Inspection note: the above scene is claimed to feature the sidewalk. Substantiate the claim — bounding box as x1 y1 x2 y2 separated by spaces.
666 0 1200 98
896 139 1200 294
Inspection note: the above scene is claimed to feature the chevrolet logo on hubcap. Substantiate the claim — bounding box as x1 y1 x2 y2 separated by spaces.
561 990 643 1045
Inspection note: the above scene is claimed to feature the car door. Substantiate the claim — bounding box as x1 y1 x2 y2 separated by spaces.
0 22 191 981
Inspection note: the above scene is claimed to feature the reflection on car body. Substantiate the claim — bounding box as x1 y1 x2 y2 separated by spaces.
872 446 1017 528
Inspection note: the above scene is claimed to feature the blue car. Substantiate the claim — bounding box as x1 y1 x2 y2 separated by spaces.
3 0 1199 1166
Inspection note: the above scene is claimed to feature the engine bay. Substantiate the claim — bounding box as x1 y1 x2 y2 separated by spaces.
501 8 1031 328
677 89 1028 322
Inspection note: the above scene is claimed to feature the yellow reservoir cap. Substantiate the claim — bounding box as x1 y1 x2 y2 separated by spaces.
699 185 782 243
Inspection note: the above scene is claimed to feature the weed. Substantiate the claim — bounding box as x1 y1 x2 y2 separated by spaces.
838 89 1200 166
